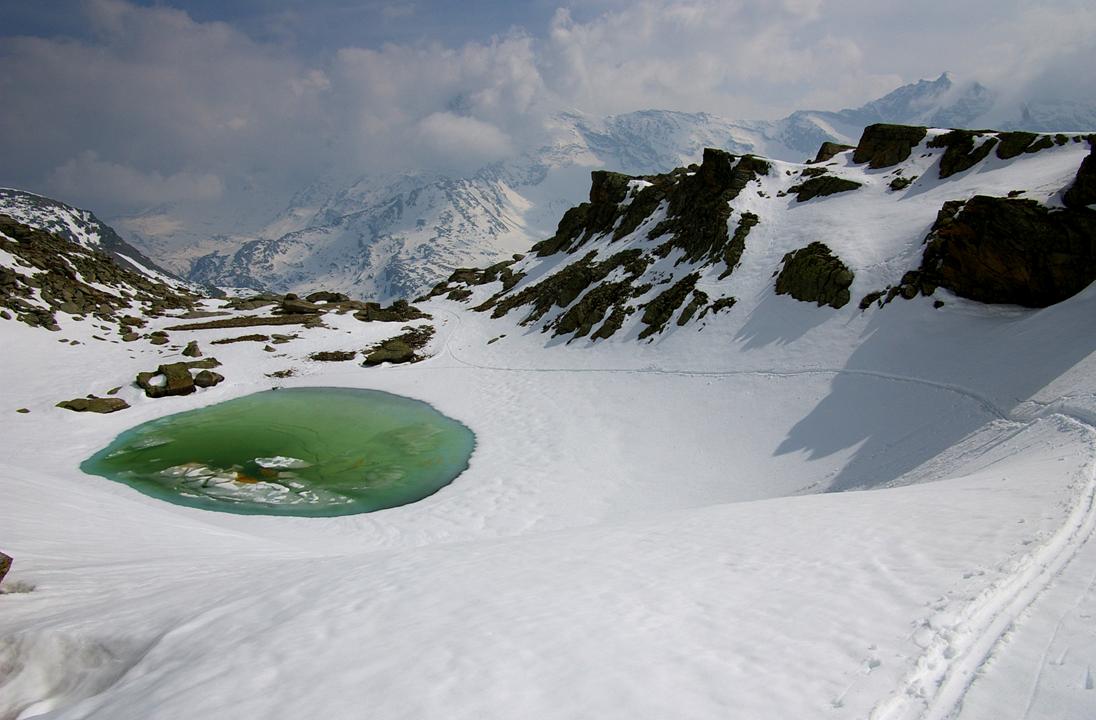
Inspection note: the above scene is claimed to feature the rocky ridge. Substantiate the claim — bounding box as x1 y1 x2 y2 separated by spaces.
426 124 1096 342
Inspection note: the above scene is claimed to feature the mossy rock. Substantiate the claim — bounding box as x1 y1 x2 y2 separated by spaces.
193 370 224 388
888 176 915 191
775 242 854 309
927 130 999 179
57 396 130 413
676 289 710 326
363 326 435 365
182 340 202 357
353 299 430 322
852 124 928 169
553 280 636 339
995 131 1038 160
309 350 357 361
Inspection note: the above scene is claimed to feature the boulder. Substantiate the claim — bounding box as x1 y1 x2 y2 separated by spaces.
775 242 855 309
0 552 10 585
56 396 130 413
136 362 198 398
193 370 224 388
182 340 202 357
852 124 928 169
278 298 325 315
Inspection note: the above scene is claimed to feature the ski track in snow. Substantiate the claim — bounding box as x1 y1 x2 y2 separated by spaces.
428 308 1096 720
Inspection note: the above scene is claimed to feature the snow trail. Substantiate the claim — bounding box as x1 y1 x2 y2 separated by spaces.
868 414 1096 720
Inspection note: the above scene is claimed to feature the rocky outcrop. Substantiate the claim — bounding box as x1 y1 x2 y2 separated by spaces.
852 124 928 169
56 396 130 413
1064 136 1096 209
305 290 349 304
812 142 855 163
787 173 862 202
906 196 1096 307
531 171 633 256
353 299 430 323
278 295 325 315
775 242 854 309
638 273 700 339
927 130 999 179
0 215 196 332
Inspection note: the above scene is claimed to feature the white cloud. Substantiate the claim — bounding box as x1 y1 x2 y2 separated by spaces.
0 0 1093 222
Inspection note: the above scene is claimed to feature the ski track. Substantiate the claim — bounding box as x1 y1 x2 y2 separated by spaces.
429 307 1096 720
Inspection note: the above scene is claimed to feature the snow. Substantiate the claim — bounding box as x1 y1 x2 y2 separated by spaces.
2 135 1096 719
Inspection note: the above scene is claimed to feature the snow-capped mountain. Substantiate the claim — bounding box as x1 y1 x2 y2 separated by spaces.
0 188 186 288
103 74 1089 303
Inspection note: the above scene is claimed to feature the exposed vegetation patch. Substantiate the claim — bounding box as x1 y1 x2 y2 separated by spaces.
852 124 928 169
363 325 436 366
928 130 999 178
787 175 862 202
775 243 854 309
638 273 700 339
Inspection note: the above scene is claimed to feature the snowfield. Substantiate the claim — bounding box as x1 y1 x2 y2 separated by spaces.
3 134 1096 719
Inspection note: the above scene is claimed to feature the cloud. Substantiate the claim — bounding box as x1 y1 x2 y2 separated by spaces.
48 152 224 214
0 0 1093 226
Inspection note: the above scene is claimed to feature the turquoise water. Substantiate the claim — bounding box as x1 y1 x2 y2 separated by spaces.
81 387 476 517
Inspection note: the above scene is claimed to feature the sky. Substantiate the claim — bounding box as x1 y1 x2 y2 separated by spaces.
1 0 1094 221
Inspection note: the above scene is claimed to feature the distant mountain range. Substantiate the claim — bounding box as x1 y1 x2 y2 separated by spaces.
15 74 1096 302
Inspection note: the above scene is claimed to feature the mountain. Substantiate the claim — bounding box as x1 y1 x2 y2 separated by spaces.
128 75 1094 302
0 188 188 289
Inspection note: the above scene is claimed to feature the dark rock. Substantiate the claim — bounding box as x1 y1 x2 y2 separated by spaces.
787 175 862 202
305 291 350 303
223 293 281 311
852 124 928 169
859 290 886 310
57 396 130 413
639 273 700 339
995 131 1038 160
0 552 10 585
15 408 29 413
148 335 169 345
211 333 270 345
913 195 1096 307
121 332 139 342
1063 136 1096 209
813 142 855 163
193 370 224 388
719 212 758 279
927 130 999 179
775 242 855 309
278 298 325 315
182 340 202 357
889 176 915 191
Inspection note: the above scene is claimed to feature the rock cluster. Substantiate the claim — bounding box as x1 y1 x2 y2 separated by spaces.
852 124 928 169
363 326 436 365
136 359 224 398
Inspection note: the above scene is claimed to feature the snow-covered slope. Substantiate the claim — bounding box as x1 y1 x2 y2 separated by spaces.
0 189 187 289
2 124 1095 719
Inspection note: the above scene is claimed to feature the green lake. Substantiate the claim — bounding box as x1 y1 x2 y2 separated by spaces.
81 387 476 517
